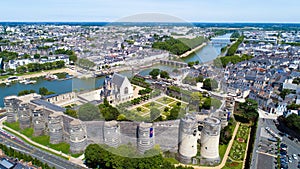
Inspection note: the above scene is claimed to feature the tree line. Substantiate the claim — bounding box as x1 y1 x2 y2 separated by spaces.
226 35 244 56
152 36 206 55
84 144 193 169
214 54 253 68
16 60 65 74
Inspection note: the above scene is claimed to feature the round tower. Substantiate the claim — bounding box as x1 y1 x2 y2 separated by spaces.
69 119 87 154
178 115 198 164
103 120 120 148
49 112 63 144
18 103 31 129
200 117 221 164
32 109 46 136
137 122 154 154
4 96 18 123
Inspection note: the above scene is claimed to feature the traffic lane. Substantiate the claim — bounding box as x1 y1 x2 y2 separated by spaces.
1 135 83 169
250 118 263 169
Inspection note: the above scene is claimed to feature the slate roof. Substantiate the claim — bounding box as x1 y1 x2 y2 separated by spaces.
31 99 66 112
111 73 126 88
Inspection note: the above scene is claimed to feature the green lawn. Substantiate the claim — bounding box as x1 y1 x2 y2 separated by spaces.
143 102 164 109
219 144 228 160
4 122 71 155
168 102 187 108
156 97 176 105
21 128 34 137
131 107 150 116
3 122 20 131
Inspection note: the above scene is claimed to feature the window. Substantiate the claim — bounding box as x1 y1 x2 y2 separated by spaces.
124 87 128 94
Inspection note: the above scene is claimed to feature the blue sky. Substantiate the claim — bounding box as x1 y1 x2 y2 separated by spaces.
1 0 299 22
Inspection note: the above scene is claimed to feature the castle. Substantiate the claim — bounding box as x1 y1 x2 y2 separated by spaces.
3 92 233 165
4 94 87 154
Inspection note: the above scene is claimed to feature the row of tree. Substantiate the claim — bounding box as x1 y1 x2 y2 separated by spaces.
226 35 244 56
215 54 253 68
16 60 65 74
149 69 170 79
84 144 193 169
18 87 55 96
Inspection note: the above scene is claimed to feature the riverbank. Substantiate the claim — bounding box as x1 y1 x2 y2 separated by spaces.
0 68 78 84
179 42 207 58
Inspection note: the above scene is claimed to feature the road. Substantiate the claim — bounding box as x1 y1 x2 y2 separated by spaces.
0 131 84 169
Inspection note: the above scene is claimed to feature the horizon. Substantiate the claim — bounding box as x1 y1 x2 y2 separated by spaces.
1 0 300 23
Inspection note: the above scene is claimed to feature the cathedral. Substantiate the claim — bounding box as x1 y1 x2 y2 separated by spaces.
100 73 134 103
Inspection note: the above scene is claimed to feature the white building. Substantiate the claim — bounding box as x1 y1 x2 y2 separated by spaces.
100 73 134 103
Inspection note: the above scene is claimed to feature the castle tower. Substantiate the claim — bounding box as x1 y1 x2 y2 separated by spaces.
137 122 154 154
48 112 64 144
218 110 228 128
32 108 46 136
69 119 87 154
18 103 31 129
178 115 198 164
200 117 221 165
103 120 120 148
4 96 18 123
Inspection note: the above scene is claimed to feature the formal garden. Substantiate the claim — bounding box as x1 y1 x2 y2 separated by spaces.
129 96 188 120
223 124 250 169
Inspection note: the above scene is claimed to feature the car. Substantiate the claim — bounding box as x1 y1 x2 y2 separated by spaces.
289 159 292 163
293 154 298 160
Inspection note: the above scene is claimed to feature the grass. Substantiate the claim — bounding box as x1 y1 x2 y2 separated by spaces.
4 122 71 155
143 102 164 109
164 158 179 164
168 102 187 109
3 122 20 131
131 107 150 116
2 127 68 160
156 97 176 105
219 144 228 160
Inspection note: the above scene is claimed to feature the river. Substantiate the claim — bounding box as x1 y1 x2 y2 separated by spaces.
0 34 231 107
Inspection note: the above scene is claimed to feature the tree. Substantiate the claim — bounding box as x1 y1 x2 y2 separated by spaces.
202 78 218 91
78 103 101 121
69 54 78 63
34 54 40 59
168 106 180 120
65 109 77 118
188 61 194 67
149 69 160 79
279 89 291 99
16 66 27 73
239 99 258 120
195 75 204 82
160 70 170 79
150 108 161 121
39 87 48 95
